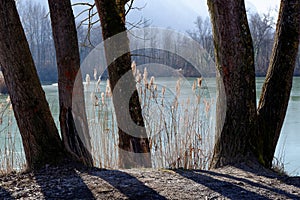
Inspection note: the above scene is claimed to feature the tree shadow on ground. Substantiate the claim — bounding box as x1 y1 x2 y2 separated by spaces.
233 163 300 189
233 163 284 178
34 165 95 200
87 169 167 200
0 186 12 199
282 177 300 188
203 170 299 198
175 169 299 199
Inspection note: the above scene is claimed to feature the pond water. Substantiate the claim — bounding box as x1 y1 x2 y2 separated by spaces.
267 77 300 175
205 76 300 175
0 77 299 175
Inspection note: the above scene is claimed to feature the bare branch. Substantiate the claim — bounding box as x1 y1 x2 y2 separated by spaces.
73 2 99 47
127 17 151 30
125 0 147 16
125 0 134 16
72 2 94 7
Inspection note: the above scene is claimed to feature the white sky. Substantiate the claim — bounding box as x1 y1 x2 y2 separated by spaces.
126 0 281 31
30 0 281 31
246 0 280 13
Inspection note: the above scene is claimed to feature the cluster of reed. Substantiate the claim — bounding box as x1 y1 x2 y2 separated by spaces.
0 96 25 174
87 61 214 169
85 71 118 168
0 61 214 172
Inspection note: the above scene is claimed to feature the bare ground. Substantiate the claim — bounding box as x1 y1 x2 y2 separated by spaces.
0 163 299 199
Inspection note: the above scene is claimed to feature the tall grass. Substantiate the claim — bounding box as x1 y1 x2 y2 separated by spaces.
86 63 214 169
0 97 25 174
0 62 214 172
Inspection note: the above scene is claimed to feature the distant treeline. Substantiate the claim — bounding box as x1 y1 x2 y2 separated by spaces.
16 1 102 83
16 1 300 83
187 15 300 76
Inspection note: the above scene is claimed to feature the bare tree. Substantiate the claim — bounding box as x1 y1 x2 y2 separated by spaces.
187 16 214 58
48 0 93 167
249 12 275 75
94 0 152 168
257 0 300 168
17 1 58 82
208 0 300 169
0 0 66 170
208 0 257 168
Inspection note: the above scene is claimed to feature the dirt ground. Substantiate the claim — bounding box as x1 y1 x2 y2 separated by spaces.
0 163 299 199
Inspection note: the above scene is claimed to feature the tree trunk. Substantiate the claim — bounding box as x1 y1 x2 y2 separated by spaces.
257 0 300 168
208 0 258 168
0 0 65 170
48 0 93 167
94 0 152 168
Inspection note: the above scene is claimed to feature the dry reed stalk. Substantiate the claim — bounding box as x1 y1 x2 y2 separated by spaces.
0 62 214 172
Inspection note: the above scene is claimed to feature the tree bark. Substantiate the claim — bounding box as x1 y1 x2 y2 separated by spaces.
94 0 152 168
48 0 93 167
208 0 300 169
208 0 258 168
0 0 65 170
257 0 300 168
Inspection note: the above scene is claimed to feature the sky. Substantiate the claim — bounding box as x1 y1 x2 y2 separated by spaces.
30 0 281 31
126 0 280 31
